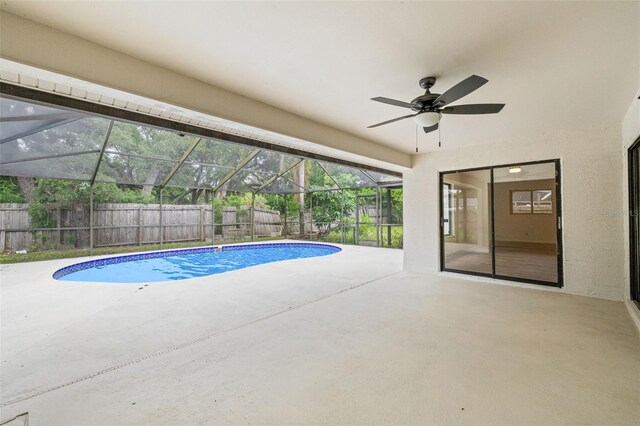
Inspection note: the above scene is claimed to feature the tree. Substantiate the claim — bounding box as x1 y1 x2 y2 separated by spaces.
16 177 34 202
98 122 194 195
0 177 25 203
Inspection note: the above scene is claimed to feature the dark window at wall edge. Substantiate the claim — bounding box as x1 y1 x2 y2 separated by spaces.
628 136 640 307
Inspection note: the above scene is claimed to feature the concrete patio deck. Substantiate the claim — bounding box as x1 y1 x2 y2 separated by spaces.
1 243 638 424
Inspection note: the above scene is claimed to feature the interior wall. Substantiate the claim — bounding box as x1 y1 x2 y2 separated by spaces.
404 127 625 301
493 179 556 245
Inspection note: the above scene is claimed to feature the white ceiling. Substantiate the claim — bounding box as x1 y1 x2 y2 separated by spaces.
1 1 638 154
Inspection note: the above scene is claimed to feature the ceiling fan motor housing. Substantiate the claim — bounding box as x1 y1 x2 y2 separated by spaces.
411 76 439 111
410 93 440 111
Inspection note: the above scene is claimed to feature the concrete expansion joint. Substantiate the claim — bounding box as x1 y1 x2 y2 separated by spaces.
1 271 403 408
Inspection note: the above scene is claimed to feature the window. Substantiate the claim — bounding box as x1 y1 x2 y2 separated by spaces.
511 190 552 214
511 190 532 214
533 190 553 214
629 137 640 306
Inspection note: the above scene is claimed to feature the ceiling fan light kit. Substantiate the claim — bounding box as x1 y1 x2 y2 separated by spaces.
368 74 505 151
414 111 441 127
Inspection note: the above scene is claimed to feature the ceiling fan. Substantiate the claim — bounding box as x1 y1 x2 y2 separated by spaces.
368 75 505 134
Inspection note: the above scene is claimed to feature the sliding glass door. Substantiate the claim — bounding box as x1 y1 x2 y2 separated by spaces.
441 169 492 276
493 163 559 283
440 160 562 287
629 139 640 306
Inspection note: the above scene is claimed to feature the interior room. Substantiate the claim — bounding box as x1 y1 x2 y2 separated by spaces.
0 2 638 425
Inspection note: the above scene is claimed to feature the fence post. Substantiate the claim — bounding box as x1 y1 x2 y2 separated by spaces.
251 192 255 242
89 187 94 256
376 187 380 248
283 193 288 239
387 188 392 247
309 192 313 241
159 189 163 249
199 207 205 242
211 190 216 246
138 206 143 246
56 206 62 250
341 190 345 244
0 209 5 251
355 189 359 245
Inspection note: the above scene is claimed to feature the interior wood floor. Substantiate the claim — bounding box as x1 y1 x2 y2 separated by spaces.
445 246 557 283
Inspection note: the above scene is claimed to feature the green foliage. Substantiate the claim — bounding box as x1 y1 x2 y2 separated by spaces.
30 179 155 205
27 179 156 230
310 188 356 235
320 225 402 248
390 189 403 223
221 193 267 208
0 177 24 203
264 194 300 217
28 203 55 229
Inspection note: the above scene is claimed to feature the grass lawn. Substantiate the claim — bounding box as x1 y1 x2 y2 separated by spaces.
0 236 286 264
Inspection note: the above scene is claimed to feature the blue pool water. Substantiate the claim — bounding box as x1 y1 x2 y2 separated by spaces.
53 243 340 283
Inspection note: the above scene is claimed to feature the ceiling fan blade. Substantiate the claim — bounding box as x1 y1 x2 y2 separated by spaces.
441 104 505 115
432 75 488 107
367 113 416 128
423 123 438 134
371 97 414 109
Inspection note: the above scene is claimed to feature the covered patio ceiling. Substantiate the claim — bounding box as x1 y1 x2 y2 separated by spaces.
0 94 402 194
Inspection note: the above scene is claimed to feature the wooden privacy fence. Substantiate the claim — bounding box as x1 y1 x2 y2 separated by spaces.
221 206 283 239
0 203 282 252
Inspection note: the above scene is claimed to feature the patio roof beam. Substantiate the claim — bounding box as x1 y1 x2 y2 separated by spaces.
158 137 202 189
0 112 82 122
0 83 402 178
90 120 115 185
211 148 261 192
254 158 304 194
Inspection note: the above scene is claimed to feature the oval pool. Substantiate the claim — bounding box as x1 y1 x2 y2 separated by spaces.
53 243 341 283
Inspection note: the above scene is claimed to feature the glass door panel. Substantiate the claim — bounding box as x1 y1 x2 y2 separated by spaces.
442 169 492 275
492 162 558 283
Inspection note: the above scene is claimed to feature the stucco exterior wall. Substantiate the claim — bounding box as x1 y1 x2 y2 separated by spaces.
404 127 625 301
621 91 640 306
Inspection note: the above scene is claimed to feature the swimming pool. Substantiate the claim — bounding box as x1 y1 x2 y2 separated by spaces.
53 242 341 283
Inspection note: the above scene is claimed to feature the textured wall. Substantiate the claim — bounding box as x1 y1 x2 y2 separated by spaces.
621 90 640 302
404 127 625 301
